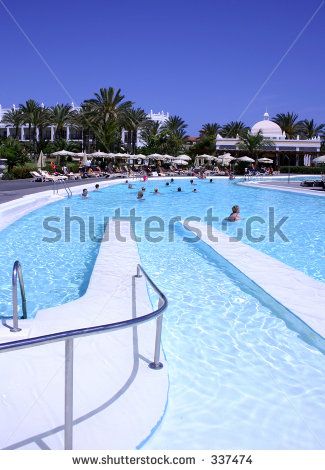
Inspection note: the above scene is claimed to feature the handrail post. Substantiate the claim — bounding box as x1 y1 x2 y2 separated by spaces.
136 264 142 278
64 338 74 450
149 299 164 370
10 260 27 332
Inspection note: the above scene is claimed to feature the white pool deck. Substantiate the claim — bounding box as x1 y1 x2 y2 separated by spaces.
0 183 168 450
0 175 324 450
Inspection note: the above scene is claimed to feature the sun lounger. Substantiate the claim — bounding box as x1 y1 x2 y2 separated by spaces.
30 171 44 182
39 170 68 181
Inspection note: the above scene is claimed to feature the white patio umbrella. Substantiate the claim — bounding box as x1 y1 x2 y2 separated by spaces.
37 150 46 169
216 155 235 164
237 156 255 162
51 150 76 157
173 159 188 165
313 155 325 163
91 150 109 157
114 152 130 158
176 154 191 161
199 154 214 161
258 157 273 163
75 152 90 157
148 153 163 160
134 154 147 159
162 154 173 160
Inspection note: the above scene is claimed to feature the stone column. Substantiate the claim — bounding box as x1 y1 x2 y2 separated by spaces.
66 126 70 141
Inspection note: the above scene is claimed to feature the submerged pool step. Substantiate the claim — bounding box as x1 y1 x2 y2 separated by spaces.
181 220 325 342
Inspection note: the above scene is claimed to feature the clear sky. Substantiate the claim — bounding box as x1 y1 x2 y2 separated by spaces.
0 0 324 134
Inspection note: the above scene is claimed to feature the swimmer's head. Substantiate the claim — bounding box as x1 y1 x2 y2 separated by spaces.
177 187 182 192
232 205 240 213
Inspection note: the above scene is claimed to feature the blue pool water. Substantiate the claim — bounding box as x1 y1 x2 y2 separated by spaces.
140 229 325 449
0 178 324 448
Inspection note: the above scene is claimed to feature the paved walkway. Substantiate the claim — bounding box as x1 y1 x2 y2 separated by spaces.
259 180 324 192
0 177 109 204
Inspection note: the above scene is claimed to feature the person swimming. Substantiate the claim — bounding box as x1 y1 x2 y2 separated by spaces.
141 187 146 191
171 178 174 183
137 190 144 200
209 178 213 183
165 182 170 186
192 188 198 192
153 188 160 194
190 179 196 185
95 184 99 190
128 183 134 189
226 205 240 221
177 187 182 192
81 188 88 198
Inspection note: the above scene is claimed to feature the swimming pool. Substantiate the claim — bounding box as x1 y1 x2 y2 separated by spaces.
0 178 324 449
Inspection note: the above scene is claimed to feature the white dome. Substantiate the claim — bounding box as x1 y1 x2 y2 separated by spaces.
251 112 283 139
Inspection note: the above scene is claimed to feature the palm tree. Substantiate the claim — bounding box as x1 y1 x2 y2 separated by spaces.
19 99 41 145
34 106 51 144
70 107 94 153
49 104 73 140
83 87 133 124
272 112 300 139
298 119 325 139
199 122 221 139
238 130 274 160
161 115 188 155
123 107 149 153
2 108 24 139
139 120 162 153
221 121 249 138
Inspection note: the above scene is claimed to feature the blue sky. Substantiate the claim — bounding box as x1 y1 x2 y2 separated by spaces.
0 0 324 133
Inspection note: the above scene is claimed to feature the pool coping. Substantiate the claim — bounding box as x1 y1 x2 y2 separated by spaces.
0 220 168 450
237 175 325 197
183 221 325 339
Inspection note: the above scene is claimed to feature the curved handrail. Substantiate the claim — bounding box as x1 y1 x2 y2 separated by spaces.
0 263 167 354
10 260 27 332
0 263 167 449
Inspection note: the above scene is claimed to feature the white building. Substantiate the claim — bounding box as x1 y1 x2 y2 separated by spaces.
0 104 169 147
216 112 321 165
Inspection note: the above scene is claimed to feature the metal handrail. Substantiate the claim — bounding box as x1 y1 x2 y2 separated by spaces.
62 179 72 197
0 264 167 449
9 261 27 332
52 178 72 197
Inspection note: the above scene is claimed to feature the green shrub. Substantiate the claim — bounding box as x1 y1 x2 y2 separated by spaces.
3 163 38 180
279 166 325 174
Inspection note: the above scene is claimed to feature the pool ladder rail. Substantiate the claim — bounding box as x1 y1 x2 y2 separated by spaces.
2 260 28 332
52 178 72 197
0 263 167 449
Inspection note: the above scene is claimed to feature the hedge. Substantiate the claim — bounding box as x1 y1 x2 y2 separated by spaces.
279 166 325 174
3 163 38 180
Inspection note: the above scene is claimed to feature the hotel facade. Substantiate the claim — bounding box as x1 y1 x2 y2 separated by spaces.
216 112 321 166
0 104 169 148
